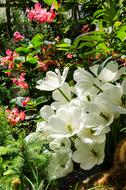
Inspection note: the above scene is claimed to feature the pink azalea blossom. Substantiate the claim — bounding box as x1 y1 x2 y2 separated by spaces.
27 3 56 23
13 31 24 43
12 73 28 89
0 49 19 69
6 107 26 125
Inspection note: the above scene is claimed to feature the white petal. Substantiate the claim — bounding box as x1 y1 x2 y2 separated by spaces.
40 105 55 120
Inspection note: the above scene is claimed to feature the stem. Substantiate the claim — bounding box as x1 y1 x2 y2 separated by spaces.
93 83 103 93
58 88 70 102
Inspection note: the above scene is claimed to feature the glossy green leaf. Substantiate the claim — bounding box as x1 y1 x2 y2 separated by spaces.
43 0 58 10
16 47 31 54
31 34 44 48
35 96 48 106
26 56 38 64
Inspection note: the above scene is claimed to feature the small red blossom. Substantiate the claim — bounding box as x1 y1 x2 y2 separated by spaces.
13 31 24 43
22 97 30 106
6 107 26 125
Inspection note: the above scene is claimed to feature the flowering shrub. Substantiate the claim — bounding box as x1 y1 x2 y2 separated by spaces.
26 61 126 178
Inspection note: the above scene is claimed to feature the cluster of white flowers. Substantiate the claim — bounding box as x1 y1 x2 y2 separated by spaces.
30 61 126 179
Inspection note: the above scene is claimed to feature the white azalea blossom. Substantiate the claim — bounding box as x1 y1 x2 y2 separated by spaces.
81 101 114 131
48 149 73 179
78 126 107 144
51 82 75 110
74 67 102 99
96 83 126 116
72 138 105 170
36 67 69 91
40 105 55 120
90 61 126 82
46 105 82 138
49 137 71 151
35 62 126 177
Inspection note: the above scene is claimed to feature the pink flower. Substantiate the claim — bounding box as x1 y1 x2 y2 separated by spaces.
22 97 30 106
27 3 56 23
13 31 24 43
0 50 19 69
6 107 26 125
12 73 28 89
19 111 26 121
6 49 12 56
67 53 73 59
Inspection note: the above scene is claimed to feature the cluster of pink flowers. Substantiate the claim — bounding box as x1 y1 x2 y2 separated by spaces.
13 31 24 43
27 3 56 23
0 49 19 72
12 73 28 89
22 97 30 106
6 107 26 125
38 60 56 71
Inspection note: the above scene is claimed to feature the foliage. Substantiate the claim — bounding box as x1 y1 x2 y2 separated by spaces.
0 107 52 190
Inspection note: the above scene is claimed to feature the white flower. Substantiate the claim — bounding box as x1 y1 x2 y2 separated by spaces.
51 82 75 110
81 101 114 131
49 137 71 151
72 138 105 170
40 105 55 120
74 67 101 99
46 105 82 138
90 61 126 83
121 79 126 95
78 126 106 144
48 149 73 179
36 67 69 91
96 83 126 116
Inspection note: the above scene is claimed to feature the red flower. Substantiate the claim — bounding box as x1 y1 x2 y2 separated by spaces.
22 97 30 106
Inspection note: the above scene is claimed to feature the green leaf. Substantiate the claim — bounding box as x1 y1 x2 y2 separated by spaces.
31 34 44 48
116 31 126 41
35 96 48 106
16 47 31 54
73 33 104 48
43 0 58 10
0 157 3 163
3 169 15 176
26 56 38 64
93 9 105 18
77 42 95 49
57 43 70 48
